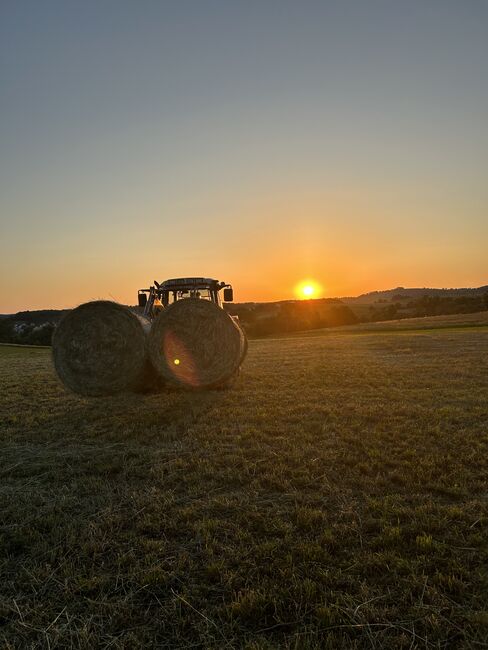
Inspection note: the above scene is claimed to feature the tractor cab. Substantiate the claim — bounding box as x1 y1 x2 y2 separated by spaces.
138 277 234 320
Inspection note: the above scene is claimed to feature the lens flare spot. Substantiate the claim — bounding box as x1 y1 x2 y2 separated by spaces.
163 330 200 387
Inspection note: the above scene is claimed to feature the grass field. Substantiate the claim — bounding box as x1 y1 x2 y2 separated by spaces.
281 310 488 339
1 322 488 648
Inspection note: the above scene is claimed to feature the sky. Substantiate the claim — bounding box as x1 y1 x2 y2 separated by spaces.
1 0 487 312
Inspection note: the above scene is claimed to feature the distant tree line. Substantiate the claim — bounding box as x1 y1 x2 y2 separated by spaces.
367 294 488 322
0 319 55 346
1 293 487 345
0 310 66 346
226 299 358 337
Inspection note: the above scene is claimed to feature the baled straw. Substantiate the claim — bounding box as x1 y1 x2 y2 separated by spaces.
148 298 244 389
52 301 150 396
234 318 248 365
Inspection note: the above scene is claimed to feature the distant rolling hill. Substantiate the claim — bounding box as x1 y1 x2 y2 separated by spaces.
1 285 487 344
342 285 488 304
0 309 69 346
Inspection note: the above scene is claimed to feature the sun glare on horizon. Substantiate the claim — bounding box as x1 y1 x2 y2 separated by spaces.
296 280 322 300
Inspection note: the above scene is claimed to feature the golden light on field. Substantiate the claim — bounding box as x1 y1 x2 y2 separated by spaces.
295 280 322 300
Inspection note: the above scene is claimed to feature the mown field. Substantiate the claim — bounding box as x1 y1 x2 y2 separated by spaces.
1 321 488 648
282 310 488 338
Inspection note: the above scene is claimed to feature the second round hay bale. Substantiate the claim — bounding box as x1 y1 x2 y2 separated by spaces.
233 317 248 365
52 301 150 396
148 298 244 389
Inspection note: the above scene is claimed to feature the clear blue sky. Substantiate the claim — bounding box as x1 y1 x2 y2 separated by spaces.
1 1 487 311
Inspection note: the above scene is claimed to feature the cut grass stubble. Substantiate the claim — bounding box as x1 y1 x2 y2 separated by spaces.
0 325 487 648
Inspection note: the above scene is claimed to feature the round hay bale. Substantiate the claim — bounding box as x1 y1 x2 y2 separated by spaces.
148 298 244 389
214 318 248 389
233 318 248 365
52 301 150 396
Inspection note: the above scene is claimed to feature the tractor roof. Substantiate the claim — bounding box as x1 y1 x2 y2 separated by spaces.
159 277 221 290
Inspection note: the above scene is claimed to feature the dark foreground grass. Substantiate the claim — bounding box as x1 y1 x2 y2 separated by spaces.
0 327 487 648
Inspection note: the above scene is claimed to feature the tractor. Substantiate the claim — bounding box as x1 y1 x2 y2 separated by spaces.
52 278 244 396
137 277 234 320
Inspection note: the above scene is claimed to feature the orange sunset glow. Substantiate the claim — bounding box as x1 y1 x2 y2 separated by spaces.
296 280 322 300
0 2 486 315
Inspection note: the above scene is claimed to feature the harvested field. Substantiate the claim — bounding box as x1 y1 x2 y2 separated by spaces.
1 323 487 648
339 309 488 332
280 310 488 339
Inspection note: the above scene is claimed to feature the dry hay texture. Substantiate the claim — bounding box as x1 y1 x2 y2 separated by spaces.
52 301 150 396
149 298 247 389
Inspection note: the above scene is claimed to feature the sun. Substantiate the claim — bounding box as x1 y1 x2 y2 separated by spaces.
295 280 322 300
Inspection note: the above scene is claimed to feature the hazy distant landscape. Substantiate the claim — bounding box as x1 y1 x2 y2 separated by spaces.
1 285 487 346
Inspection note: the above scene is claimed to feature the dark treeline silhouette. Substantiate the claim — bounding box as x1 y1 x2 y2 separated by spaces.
0 310 67 346
226 299 358 337
1 292 487 345
367 294 488 323
0 319 56 346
